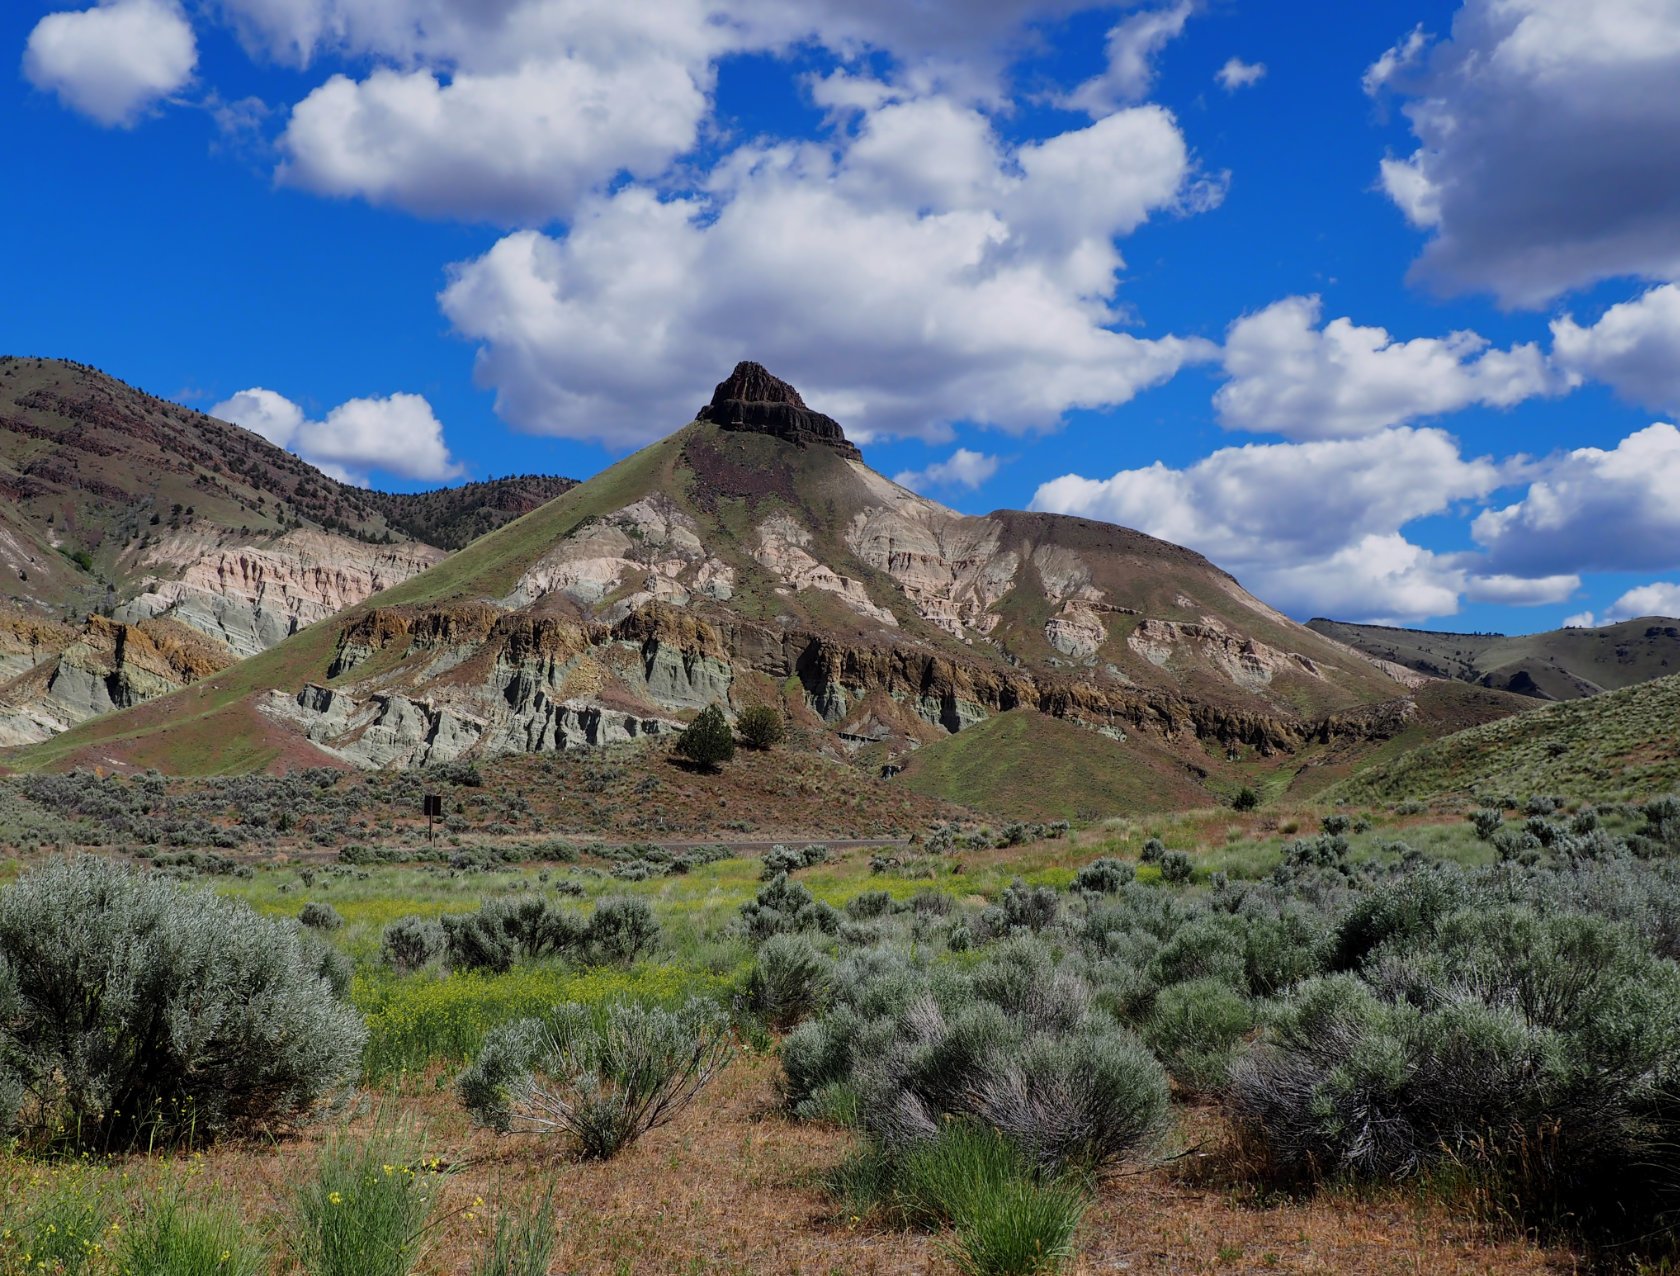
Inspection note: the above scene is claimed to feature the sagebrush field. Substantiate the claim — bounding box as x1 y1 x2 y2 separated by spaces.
1 761 1677 1275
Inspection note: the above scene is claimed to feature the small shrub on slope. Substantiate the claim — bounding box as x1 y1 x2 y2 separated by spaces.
739 873 841 941
1071 858 1133 894
300 900 344 930
760 843 829 879
1143 977 1255 1093
675 705 735 771
1158 851 1194 884
382 916 446 973
745 933 831 1030
1233 906 1680 1249
586 896 660 965
434 896 657 972
800 937 1168 1178
736 703 785 751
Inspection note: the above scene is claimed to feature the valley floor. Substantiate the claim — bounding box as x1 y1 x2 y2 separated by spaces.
9 1055 1559 1276
1 810 1624 1276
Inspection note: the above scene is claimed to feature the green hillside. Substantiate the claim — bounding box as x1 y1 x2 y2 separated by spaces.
1 363 1542 798
899 709 1214 820
1330 671 1680 806
0 356 577 617
1309 616 1680 700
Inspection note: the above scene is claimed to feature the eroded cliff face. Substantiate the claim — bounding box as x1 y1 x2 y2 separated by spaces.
0 611 74 685
266 561 1427 775
16 364 1476 786
0 614 236 745
0 528 447 743
506 495 737 615
119 530 445 657
263 601 732 768
755 513 899 627
844 480 1016 637
249 386 1434 773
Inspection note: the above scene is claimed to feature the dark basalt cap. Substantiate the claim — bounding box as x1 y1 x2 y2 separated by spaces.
697 361 861 460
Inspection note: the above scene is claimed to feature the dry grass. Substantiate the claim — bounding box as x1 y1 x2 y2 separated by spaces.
30 1056 1572 1276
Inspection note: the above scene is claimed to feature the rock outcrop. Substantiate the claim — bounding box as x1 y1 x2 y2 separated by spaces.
0 614 236 745
845 496 1016 637
265 601 712 767
19 360 1503 791
753 514 899 626
1126 618 1325 691
0 610 75 685
507 496 734 614
698 361 863 460
119 531 444 657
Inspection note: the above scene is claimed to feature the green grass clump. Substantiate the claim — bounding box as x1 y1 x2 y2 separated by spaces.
119 1196 265 1276
458 999 733 1159
947 1174 1085 1276
0 1160 114 1274
841 1123 1084 1276
469 1185 557 1276
291 1126 443 1276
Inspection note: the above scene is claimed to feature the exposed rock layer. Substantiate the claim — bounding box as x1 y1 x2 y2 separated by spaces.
0 614 236 745
120 531 444 657
698 361 862 460
11 362 1532 796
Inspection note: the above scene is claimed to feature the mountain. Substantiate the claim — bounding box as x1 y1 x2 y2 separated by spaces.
1307 616 1680 701
0 356 573 743
1330 670 1680 807
362 476 577 551
0 362 1532 810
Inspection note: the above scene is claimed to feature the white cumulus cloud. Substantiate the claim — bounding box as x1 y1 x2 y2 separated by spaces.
1604 582 1680 621
1029 427 1511 621
440 95 1216 448
894 448 1000 493
1250 535 1466 625
1366 0 1680 306
1362 24 1426 96
277 35 712 222
212 387 464 484
1473 422 1680 575
1215 295 1562 438
1461 573 1581 606
1066 1 1195 113
1563 582 1680 628
1215 57 1265 91
214 0 1133 221
23 0 196 127
218 0 1117 83
1551 284 1680 416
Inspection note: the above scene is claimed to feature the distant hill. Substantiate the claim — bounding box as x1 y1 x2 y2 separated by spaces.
366 475 577 551
898 709 1213 821
1307 616 1680 700
1331 671 1680 807
0 356 573 742
3 361 1532 819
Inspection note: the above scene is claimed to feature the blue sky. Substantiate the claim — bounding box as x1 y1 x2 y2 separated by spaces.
5 0 1679 632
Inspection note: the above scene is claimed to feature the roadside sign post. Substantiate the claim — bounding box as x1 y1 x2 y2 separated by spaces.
424 794 442 845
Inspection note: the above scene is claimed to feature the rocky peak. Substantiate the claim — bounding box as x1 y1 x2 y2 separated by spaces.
697 361 862 461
